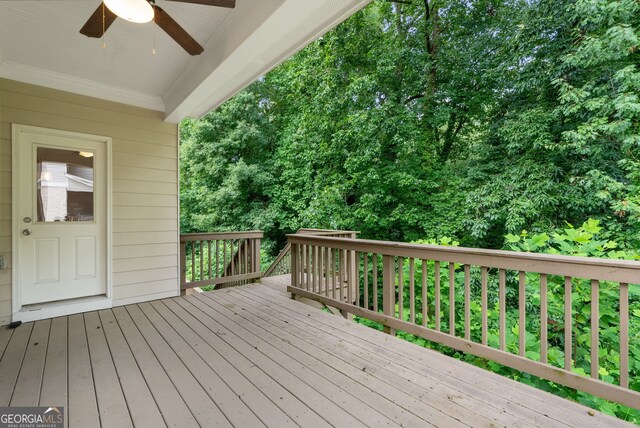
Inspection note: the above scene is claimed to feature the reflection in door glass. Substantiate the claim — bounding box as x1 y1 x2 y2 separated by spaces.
37 148 94 222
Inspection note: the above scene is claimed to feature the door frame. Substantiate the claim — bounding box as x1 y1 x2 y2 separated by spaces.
11 124 113 322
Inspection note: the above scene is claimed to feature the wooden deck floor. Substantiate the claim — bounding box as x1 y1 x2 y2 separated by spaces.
0 276 634 427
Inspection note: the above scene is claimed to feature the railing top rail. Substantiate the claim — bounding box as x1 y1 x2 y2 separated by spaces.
297 228 360 235
287 234 640 283
181 231 264 242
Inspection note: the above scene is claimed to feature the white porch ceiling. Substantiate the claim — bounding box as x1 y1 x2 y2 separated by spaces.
0 0 371 122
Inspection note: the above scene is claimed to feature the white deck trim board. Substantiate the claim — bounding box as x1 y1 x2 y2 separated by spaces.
13 296 112 323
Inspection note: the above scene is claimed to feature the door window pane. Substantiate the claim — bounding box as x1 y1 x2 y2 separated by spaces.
37 148 94 222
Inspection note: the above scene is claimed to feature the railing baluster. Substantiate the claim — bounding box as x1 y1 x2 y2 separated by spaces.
307 245 311 290
464 264 470 341
435 261 441 331
347 251 353 304
481 267 488 345
223 240 227 277
244 240 248 274
373 254 378 312
207 241 212 279
230 240 235 276
398 257 404 320
291 243 298 288
620 282 629 388
338 249 344 302
297 244 303 288
540 274 548 364
449 262 455 336
356 252 361 306
318 246 324 294
318 246 322 293
325 246 330 298
591 279 599 379
519 271 526 357
409 258 415 324
199 241 204 281
331 248 336 299
499 268 506 351
215 240 220 278
191 241 196 281
342 250 348 291
364 253 369 309
421 259 427 327
564 276 572 371
311 246 316 293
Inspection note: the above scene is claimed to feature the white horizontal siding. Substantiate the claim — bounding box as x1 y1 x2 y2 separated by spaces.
0 78 180 325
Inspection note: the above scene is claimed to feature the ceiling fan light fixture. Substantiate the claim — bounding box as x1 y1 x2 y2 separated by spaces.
104 0 154 24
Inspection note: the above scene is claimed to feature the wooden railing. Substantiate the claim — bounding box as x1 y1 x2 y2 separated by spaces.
180 231 262 290
287 234 640 409
262 229 359 277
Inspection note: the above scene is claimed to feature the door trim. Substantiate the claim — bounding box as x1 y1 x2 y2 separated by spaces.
11 124 113 320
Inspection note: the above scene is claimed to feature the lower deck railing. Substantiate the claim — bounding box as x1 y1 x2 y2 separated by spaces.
263 229 359 277
287 234 640 410
180 231 262 290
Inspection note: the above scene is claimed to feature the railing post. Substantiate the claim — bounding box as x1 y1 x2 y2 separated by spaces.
382 255 396 336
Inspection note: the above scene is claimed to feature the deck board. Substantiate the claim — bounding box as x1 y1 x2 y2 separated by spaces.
97 309 166 428
110 306 199 428
0 321 33 406
166 296 374 428
161 298 327 427
177 295 399 427
0 325 14 359
142 300 274 428
212 288 519 427
190 292 442 427
39 317 68 409
11 319 50 407
67 313 100 427
233 285 552 426
241 281 625 427
0 276 635 427
123 304 232 428
83 311 133 428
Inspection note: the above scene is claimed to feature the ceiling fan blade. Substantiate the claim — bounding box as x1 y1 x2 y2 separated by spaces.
154 6 204 56
165 0 236 7
80 3 117 38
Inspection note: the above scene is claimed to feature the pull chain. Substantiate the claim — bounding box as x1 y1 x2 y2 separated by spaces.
152 5 156 55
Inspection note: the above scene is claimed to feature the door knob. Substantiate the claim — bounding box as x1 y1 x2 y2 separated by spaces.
22 229 32 236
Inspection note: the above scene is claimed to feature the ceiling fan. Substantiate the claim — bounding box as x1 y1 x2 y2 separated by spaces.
79 0 236 55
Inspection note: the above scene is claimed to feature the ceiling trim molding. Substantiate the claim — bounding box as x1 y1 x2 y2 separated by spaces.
164 0 372 122
0 61 165 112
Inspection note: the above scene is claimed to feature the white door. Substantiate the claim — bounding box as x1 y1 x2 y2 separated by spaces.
14 126 108 305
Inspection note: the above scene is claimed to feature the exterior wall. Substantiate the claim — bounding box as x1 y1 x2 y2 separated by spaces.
0 78 179 325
